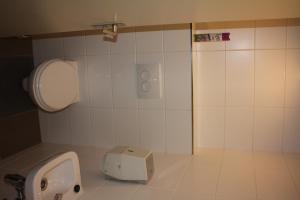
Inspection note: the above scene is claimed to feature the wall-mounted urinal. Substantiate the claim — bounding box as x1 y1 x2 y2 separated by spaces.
25 151 83 200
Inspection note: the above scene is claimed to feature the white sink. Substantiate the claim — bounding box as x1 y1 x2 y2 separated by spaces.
25 151 83 200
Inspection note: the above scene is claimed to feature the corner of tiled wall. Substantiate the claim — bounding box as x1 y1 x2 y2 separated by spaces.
194 25 300 153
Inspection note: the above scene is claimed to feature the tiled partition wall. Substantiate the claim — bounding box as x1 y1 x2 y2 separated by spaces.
194 26 300 152
33 29 192 154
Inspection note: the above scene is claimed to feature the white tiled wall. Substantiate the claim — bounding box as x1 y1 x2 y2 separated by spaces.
194 26 300 153
33 29 192 154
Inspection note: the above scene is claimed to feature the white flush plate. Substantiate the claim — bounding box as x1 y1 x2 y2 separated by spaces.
136 63 162 99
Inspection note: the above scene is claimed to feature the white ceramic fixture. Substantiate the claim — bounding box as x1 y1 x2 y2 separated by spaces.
23 59 80 112
102 146 154 183
25 151 83 200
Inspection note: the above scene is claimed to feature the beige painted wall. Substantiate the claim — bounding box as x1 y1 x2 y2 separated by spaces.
1 0 300 37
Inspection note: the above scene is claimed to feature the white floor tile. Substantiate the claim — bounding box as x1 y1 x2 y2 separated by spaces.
216 151 256 200
79 181 138 200
174 153 222 200
148 153 190 191
255 152 299 200
255 168 299 200
2 144 300 200
284 154 300 192
132 187 174 200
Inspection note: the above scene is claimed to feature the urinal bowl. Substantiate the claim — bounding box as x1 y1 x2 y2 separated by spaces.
25 151 83 200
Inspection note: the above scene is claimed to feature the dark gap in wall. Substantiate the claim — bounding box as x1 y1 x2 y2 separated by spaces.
0 110 41 158
0 38 41 159
0 38 36 117
0 57 36 117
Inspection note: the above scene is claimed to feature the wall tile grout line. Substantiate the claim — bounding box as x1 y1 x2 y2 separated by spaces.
252 27 257 153
195 47 300 52
134 31 143 149
83 35 94 146
83 34 92 109
191 24 196 154
62 37 73 145
281 26 288 153
108 44 115 147
223 43 227 150
107 37 117 146
162 30 168 154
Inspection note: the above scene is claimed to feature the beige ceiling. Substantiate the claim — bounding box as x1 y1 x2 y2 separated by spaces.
0 0 299 37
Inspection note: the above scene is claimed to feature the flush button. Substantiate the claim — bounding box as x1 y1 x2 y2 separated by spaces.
140 70 151 81
141 81 151 92
136 63 161 99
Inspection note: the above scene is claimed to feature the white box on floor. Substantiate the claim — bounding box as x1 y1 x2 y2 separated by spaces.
102 146 154 183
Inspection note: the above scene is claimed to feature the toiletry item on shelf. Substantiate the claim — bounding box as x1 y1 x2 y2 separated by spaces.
194 32 230 42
